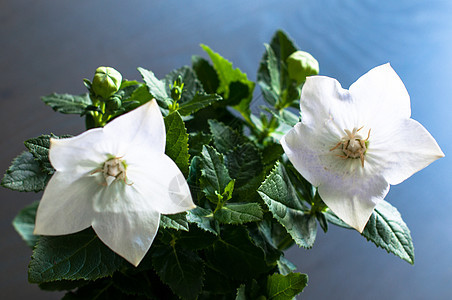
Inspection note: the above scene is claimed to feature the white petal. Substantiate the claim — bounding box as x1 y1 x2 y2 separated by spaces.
92 192 160 266
49 129 107 173
367 118 444 185
300 76 359 136
103 99 166 155
34 171 102 235
125 152 195 214
349 63 411 127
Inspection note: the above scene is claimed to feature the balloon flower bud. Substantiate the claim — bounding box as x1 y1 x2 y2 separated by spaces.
106 96 122 111
92 67 122 99
286 51 319 85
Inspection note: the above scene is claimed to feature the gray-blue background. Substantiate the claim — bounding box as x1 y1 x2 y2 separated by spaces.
1 1 450 299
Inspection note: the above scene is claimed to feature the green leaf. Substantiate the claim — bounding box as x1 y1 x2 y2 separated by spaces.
152 245 204 300
12 201 39 248
188 132 211 157
28 228 125 283
215 203 263 225
177 226 218 251
160 212 189 231
186 206 219 236
164 111 190 176
201 44 255 121
199 145 231 203
164 66 204 104
206 226 271 280
177 92 223 116
362 200 415 264
61 278 122 300
24 134 70 174
277 256 297 276
137 67 172 107
267 273 308 300
208 119 246 153
39 280 88 291
41 93 92 114
191 55 219 94
258 162 317 248
112 271 171 299
225 143 264 199
235 284 247 300
1 151 51 192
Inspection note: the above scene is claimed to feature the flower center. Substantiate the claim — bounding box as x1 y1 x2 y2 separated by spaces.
330 126 371 167
102 157 127 185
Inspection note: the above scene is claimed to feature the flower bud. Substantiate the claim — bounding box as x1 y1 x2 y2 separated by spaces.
286 51 319 85
92 67 122 99
106 96 122 111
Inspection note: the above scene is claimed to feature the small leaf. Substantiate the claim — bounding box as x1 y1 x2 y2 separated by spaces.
160 212 189 231
41 93 92 114
28 228 125 283
177 226 218 250
152 245 204 300
12 201 39 248
258 162 317 248
1 151 51 192
208 119 246 153
188 132 211 157
277 256 297 276
192 55 219 94
362 200 415 264
215 203 263 225
177 92 223 116
164 111 190 176
266 272 308 300
137 67 172 107
206 226 271 280
186 206 219 236
235 284 247 300
199 145 231 203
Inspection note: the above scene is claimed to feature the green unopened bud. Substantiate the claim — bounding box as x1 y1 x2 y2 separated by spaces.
92 67 122 99
106 96 122 111
286 51 319 85
170 75 184 101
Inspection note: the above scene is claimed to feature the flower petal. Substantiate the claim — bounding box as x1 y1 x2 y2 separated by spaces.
367 118 444 185
300 75 358 136
125 152 195 215
49 129 107 173
349 63 411 127
34 171 102 235
92 206 160 267
103 99 166 156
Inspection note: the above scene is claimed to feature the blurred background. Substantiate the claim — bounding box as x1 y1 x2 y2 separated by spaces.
1 0 451 299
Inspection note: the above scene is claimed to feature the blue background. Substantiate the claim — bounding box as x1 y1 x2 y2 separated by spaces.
1 1 450 299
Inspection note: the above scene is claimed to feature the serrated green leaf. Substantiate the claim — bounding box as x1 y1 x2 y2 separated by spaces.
208 119 246 153
41 93 92 114
192 55 219 94
267 273 308 300
206 226 271 280
247 219 282 264
199 145 231 203
258 162 317 248
277 256 297 276
24 134 70 174
186 206 219 236
225 143 264 199
28 228 125 283
137 67 172 107
1 151 51 192
362 200 415 264
235 284 247 300
12 201 39 248
164 66 204 104
215 203 263 225
188 132 211 157
201 44 255 122
160 212 189 231
152 245 204 300
178 92 222 116
177 226 218 251
164 111 190 176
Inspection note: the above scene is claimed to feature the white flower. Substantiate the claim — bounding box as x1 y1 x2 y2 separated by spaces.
34 99 195 266
281 64 444 232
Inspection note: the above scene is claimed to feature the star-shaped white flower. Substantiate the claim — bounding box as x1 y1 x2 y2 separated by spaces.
34 99 195 266
281 64 444 232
